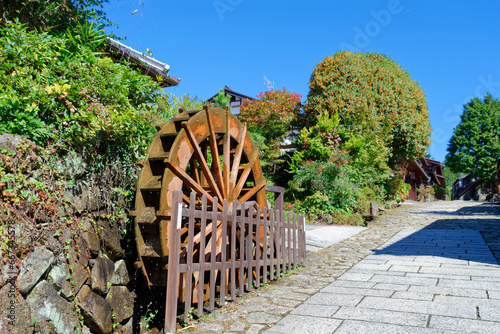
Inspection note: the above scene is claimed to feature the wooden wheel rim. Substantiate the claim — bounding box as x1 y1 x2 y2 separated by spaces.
134 107 266 288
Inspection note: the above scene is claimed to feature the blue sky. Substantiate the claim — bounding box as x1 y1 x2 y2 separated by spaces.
102 0 500 163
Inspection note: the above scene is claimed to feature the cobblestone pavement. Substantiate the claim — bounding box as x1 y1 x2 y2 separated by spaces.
181 200 500 334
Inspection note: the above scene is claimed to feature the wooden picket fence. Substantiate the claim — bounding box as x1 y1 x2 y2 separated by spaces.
164 189 306 333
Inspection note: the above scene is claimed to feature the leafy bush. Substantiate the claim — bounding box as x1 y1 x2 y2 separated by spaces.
284 51 432 223
0 20 172 223
156 93 205 120
289 159 366 225
289 111 342 173
0 0 112 33
384 174 411 203
306 51 431 165
240 89 302 182
0 21 161 161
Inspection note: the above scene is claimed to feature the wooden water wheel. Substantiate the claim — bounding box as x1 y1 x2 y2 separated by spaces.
133 106 267 302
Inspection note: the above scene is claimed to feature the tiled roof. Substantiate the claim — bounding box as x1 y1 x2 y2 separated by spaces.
105 38 180 87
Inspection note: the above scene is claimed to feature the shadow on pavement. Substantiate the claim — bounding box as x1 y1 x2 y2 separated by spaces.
373 203 500 266
414 202 500 217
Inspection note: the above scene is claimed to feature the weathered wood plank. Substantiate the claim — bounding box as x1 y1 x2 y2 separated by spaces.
209 197 218 311
220 199 229 306
255 205 261 288
230 202 237 300
269 208 275 281
287 212 292 271
197 195 207 317
239 207 245 296
262 206 269 285
183 192 196 321
164 190 182 333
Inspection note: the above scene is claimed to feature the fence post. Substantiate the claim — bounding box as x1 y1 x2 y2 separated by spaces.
298 215 305 265
265 185 284 213
164 190 182 334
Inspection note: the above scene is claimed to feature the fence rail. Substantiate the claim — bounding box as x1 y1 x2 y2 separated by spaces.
164 190 306 333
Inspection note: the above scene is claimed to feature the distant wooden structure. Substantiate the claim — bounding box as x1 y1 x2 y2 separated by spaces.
207 86 255 114
452 174 482 200
404 158 446 201
451 158 500 201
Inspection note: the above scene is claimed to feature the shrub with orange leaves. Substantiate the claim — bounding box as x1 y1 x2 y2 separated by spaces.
305 51 431 166
240 88 302 145
239 88 302 179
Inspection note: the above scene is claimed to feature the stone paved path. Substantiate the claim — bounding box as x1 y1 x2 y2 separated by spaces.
184 200 500 334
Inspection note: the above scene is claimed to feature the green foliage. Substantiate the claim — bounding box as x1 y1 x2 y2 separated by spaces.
445 94 500 185
290 108 391 190
286 51 430 223
0 20 176 227
384 174 411 203
0 139 85 256
140 303 158 332
65 21 107 54
157 93 205 120
289 159 368 226
0 21 161 162
289 111 341 173
212 89 231 108
305 51 431 164
443 167 462 197
0 0 112 33
240 89 302 183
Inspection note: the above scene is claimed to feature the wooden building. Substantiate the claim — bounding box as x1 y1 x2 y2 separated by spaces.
452 174 482 200
404 158 446 201
207 86 255 114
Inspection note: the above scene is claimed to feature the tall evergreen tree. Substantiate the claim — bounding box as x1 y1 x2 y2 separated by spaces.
445 93 500 185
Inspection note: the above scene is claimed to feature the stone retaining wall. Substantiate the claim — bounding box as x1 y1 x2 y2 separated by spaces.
0 134 138 334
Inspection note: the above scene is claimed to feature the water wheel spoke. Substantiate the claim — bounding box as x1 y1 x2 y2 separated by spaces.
192 271 201 303
188 220 220 248
229 123 247 194
189 157 201 186
183 193 191 205
231 149 259 202
206 108 226 198
182 122 223 200
166 162 223 211
238 179 267 203
223 111 231 199
204 222 227 259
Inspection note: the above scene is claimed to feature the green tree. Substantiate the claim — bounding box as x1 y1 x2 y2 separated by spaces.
0 21 160 157
0 0 111 33
442 167 462 197
445 94 500 185
239 88 302 180
305 51 431 165
157 93 205 120
0 19 163 223
212 89 232 108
